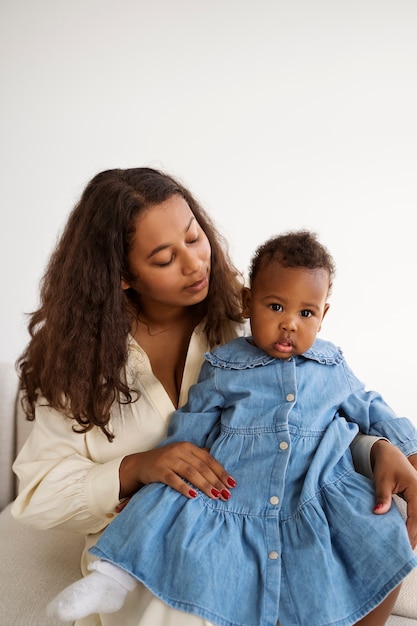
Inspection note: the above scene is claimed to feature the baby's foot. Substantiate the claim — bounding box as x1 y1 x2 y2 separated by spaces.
46 571 129 621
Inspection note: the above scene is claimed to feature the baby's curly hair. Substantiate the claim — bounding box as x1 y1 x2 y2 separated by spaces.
249 229 336 294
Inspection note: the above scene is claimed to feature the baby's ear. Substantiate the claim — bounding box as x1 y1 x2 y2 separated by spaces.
318 303 330 332
241 287 252 319
121 278 130 290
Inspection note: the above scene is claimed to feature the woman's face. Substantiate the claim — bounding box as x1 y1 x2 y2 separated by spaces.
123 194 211 310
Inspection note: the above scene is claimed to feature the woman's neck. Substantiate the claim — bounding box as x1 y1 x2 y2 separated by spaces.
132 306 200 408
136 306 197 337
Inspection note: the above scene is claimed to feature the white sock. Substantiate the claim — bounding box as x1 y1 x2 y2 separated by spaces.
46 562 137 621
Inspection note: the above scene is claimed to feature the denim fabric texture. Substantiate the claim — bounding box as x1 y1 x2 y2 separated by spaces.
90 337 417 626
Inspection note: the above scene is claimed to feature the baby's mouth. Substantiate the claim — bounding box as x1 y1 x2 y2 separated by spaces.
274 340 293 354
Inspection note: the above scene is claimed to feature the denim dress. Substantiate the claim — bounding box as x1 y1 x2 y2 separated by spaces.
90 337 417 626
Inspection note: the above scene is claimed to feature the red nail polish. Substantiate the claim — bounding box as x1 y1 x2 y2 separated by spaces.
373 503 384 511
211 488 220 497
227 477 237 487
221 489 231 500
189 489 197 498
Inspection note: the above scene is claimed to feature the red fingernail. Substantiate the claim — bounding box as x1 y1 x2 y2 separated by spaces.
211 488 220 498
227 477 237 487
373 503 384 511
189 489 197 498
221 489 231 500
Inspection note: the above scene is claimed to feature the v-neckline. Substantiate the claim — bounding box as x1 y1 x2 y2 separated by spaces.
128 325 208 423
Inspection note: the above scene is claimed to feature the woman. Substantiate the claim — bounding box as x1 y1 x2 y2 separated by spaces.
12 168 417 626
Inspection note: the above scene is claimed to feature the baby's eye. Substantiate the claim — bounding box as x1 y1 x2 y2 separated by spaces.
270 303 283 312
300 310 312 318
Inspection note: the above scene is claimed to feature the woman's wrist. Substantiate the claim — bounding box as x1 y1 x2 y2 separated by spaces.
368 437 392 471
119 453 144 499
350 434 388 479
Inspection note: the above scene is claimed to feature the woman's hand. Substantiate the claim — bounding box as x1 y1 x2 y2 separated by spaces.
118 441 236 503
371 439 417 549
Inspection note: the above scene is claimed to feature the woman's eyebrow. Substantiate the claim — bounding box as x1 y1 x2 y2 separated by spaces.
147 217 195 259
184 216 195 232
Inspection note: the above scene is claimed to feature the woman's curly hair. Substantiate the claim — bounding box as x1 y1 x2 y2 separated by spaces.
18 168 243 440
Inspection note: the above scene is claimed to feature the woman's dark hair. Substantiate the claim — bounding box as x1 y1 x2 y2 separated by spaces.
18 168 243 440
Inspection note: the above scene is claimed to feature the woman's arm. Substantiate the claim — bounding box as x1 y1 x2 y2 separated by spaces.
11 406 123 534
350 433 385 478
12 388 235 530
370 439 417 549
351 433 417 548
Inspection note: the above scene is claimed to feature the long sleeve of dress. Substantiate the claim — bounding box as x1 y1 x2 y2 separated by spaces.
340 361 417 457
11 403 124 534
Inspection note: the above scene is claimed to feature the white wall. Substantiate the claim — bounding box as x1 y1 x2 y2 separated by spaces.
1 0 416 422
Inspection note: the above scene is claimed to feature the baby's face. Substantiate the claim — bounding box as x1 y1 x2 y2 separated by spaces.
242 262 330 359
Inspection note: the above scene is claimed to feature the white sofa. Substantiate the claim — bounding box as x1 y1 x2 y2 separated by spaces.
1 360 417 626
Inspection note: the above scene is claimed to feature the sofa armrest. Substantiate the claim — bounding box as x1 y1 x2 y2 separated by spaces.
394 567 417 621
0 362 19 510
0 359 85 625
392 496 417 620
0 503 84 625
